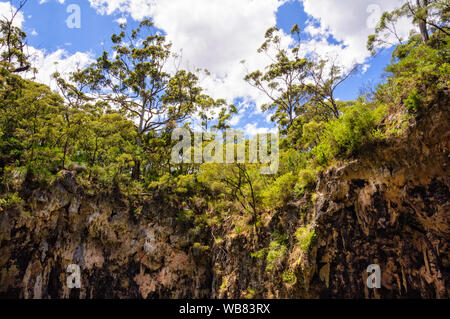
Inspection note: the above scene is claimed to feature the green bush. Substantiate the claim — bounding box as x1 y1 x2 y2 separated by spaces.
278 149 308 175
0 192 22 210
265 240 287 272
386 37 450 113
295 226 317 253
176 209 194 222
311 103 386 165
251 248 267 259
265 233 288 272
294 168 317 196
302 120 327 149
282 270 297 284
405 89 424 113
148 173 199 196
262 172 297 208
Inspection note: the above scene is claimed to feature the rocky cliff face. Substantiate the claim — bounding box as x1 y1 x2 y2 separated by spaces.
208 98 449 299
311 106 449 299
0 179 212 299
0 99 448 299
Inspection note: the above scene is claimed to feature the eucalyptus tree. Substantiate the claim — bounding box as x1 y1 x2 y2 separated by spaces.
244 25 358 136
197 96 227 131
305 57 359 120
368 0 449 54
212 104 238 132
244 25 310 134
72 19 207 179
0 0 31 73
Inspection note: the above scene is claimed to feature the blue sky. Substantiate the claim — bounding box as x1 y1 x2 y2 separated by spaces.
2 0 410 135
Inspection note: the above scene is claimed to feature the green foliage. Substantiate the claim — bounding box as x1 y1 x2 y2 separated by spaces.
245 26 357 133
310 102 387 165
262 172 297 208
251 248 267 259
405 89 424 113
294 168 317 196
265 239 287 272
0 64 147 189
368 0 449 54
0 6 31 73
198 163 265 222
282 270 297 284
251 232 289 273
148 173 199 197
177 209 195 223
278 149 308 175
295 227 317 253
329 104 384 153
213 104 238 131
384 37 449 113
0 192 21 210
301 120 327 149
0 72 66 181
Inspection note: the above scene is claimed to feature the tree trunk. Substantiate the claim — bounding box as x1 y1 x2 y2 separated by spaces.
418 21 429 43
132 160 141 180
417 0 430 43
132 100 147 181
132 135 142 180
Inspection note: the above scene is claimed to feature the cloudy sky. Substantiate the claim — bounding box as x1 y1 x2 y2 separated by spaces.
0 0 413 135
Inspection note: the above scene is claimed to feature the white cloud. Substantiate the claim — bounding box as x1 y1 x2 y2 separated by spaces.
88 0 153 20
114 17 127 25
4 0 416 117
229 113 243 127
0 1 24 27
244 123 277 137
87 0 293 109
85 0 417 114
0 2 93 90
300 0 414 68
27 47 93 89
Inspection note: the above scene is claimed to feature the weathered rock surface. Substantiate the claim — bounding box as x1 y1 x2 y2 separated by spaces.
0 178 211 299
310 101 449 298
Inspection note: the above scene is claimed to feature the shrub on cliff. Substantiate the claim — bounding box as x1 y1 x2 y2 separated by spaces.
311 102 387 165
